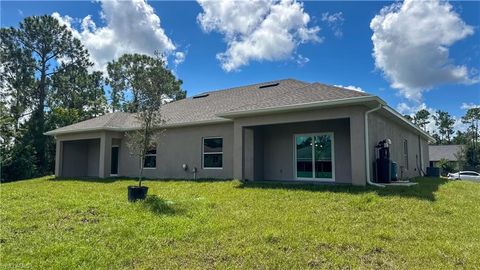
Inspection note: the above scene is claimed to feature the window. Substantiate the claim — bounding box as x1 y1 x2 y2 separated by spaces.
295 133 334 181
143 145 157 169
403 139 409 170
203 137 223 169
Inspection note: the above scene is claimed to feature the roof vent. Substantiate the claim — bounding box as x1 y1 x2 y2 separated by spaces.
259 82 280 89
192 93 209 99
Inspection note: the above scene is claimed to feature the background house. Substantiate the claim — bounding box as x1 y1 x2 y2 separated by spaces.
429 144 464 171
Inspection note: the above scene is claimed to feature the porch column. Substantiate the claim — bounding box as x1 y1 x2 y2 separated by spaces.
55 139 63 177
99 132 112 178
350 114 367 186
233 123 243 180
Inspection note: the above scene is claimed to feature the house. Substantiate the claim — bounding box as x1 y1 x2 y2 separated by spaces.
429 144 464 170
45 79 433 186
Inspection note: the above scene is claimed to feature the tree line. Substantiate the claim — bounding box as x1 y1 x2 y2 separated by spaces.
404 108 480 170
0 15 186 181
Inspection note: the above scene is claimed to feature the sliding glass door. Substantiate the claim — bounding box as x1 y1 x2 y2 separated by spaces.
295 133 334 181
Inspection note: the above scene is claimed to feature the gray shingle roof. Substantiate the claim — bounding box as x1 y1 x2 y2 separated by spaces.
429 145 464 161
158 78 311 124
45 78 370 135
45 112 137 135
224 82 370 113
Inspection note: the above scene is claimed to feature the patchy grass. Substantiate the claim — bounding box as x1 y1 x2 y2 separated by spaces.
1 177 479 269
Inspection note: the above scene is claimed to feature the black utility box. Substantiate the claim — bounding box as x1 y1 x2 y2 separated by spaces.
426 167 440 177
376 159 391 183
375 139 392 183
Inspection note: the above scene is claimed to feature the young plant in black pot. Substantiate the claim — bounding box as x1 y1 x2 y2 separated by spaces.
113 52 184 202
126 116 163 202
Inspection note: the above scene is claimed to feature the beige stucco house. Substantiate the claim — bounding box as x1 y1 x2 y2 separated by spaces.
45 79 433 186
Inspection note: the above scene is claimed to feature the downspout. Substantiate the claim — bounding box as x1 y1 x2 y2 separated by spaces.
365 104 385 187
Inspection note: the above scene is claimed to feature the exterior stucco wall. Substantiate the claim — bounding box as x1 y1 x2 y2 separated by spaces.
118 123 234 179
258 118 351 183
56 131 105 142
87 140 100 177
421 139 430 170
368 111 429 179
421 139 429 172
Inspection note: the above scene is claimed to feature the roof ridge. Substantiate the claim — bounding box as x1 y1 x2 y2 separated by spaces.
196 78 307 96
225 82 315 113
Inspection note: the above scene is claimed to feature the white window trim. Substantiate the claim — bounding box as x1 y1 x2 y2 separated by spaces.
202 137 223 169
142 146 157 169
293 132 335 182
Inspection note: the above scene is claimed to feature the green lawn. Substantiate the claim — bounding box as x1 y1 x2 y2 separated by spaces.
1 177 479 269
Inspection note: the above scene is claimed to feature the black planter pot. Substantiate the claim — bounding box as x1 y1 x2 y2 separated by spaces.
128 186 149 202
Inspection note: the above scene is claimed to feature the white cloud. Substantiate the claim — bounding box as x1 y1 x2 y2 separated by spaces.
321 12 344 38
173 51 186 66
197 0 321 72
461 102 480 110
295 54 310 66
52 0 180 71
370 0 477 101
334 84 364 92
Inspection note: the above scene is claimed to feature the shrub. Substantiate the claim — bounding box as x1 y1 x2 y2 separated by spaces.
438 158 455 176
1 142 38 182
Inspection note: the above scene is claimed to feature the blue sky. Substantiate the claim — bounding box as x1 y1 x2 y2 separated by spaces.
1 0 479 129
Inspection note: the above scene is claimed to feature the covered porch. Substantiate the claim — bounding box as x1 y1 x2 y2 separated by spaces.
55 131 122 178
243 118 350 183
232 105 369 186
